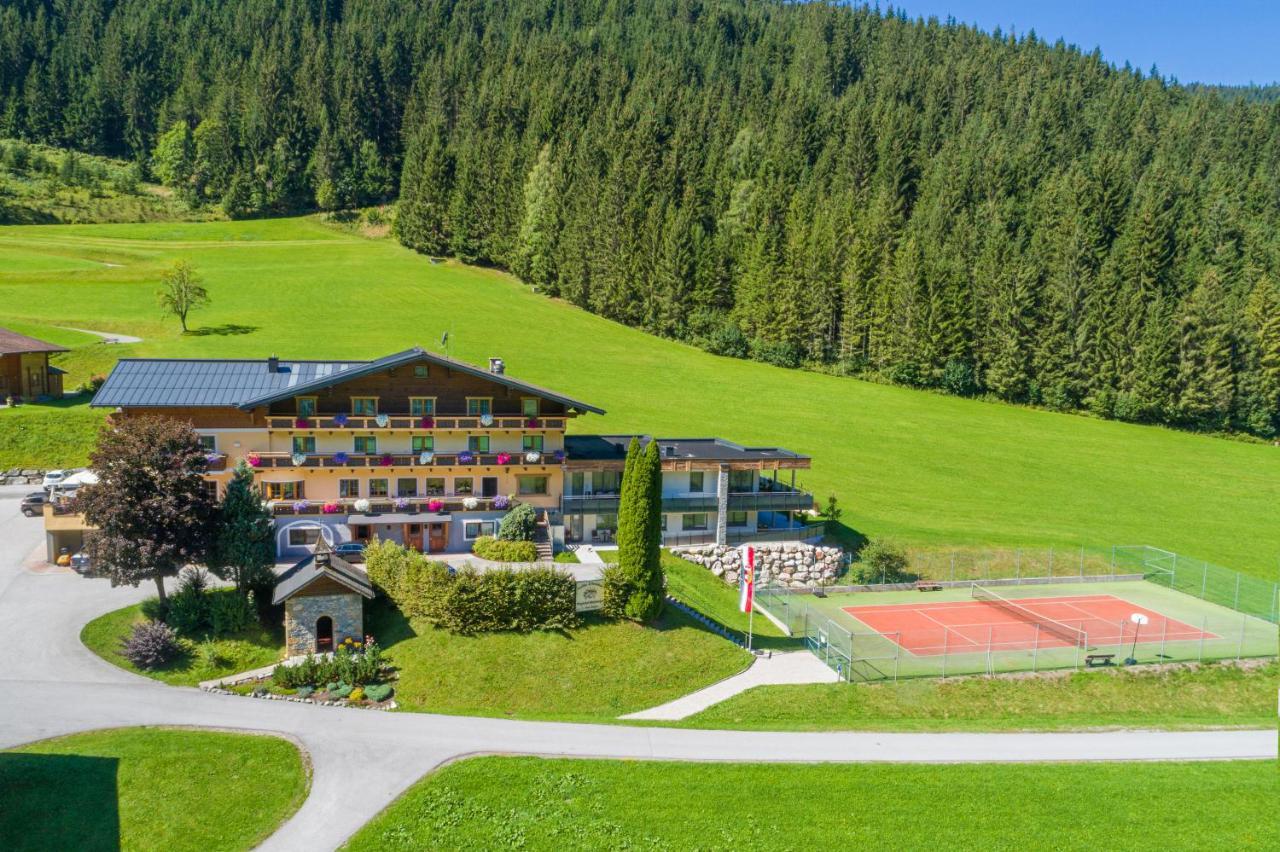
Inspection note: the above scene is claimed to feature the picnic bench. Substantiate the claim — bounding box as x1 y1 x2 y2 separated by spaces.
1084 653 1115 668
915 581 943 592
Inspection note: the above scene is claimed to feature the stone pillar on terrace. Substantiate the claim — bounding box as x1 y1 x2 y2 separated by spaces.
715 465 729 545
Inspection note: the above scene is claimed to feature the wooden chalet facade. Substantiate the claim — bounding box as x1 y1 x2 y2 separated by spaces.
0 327 66 402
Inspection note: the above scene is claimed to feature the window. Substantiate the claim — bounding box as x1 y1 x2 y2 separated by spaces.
292 436 315 454
354 436 377 454
592 470 622 494
467 435 490 453
521 397 539 416
424 477 445 496
518 475 548 495
288 527 321 547
339 479 359 498
689 471 705 492
397 478 418 497
596 513 618 532
197 435 216 452
265 481 303 501
463 519 497 540
466 397 492 416
201 480 218 501
412 435 434 453
410 397 435 416
682 513 709 531
368 478 388 498
351 397 378 416
413 364 429 378
728 510 749 527
453 477 473 495
729 470 754 491
296 397 317 417
660 514 668 530
522 435 544 453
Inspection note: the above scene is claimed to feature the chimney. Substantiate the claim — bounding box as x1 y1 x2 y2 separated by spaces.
488 357 505 375
267 354 280 373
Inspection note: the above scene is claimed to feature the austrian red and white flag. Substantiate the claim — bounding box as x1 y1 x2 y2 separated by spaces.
739 545 755 613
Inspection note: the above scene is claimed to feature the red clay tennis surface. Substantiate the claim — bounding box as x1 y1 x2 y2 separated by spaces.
842 594 1217 656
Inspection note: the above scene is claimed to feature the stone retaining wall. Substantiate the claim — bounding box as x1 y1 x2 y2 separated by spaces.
675 542 845 587
3 468 45 486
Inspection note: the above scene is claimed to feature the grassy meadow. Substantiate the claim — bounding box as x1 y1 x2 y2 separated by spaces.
2 728 308 852
3 216 1280 577
343 756 1279 851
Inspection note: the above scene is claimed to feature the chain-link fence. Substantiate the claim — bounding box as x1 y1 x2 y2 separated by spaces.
1113 545 1280 624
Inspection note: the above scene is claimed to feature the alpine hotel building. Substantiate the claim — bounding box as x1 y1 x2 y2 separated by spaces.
48 348 819 561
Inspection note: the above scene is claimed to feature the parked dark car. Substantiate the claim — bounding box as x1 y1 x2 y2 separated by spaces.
20 491 48 517
335 542 367 563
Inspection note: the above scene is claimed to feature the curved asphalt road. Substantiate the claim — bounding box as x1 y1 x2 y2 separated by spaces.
0 485 1273 849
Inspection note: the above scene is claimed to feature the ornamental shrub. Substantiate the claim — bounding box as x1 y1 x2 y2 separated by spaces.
120 621 180 669
348 686 365 702
296 685 314 699
437 567 577 635
165 569 210 636
209 589 253 636
496 502 537 541
472 536 537 563
330 683 353 699
853 539 915 584
364 683 392 702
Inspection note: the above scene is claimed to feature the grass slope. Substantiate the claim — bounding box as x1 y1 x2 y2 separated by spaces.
368 600 748 721
344 756 1278 851
2 728 308 852
80 597 284 687
679 661 1279 732
4 217 1280 575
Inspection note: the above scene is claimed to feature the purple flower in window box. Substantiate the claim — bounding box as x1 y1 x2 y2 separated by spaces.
333 413 349 427
292 499 310 513
332 451 348 465
379 453 394 467
457 451 475 465
495 451 512 465
392 497 410 511
493 494 511 510
553 449 565 463
295 417 310 428
204 453 221 465
420 415 434 428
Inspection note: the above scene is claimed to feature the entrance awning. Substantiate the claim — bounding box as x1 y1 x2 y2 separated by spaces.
346 513 452 524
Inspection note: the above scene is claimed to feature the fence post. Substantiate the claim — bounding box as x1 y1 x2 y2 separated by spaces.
1048 547 1054 579
950 552 955 582
1237 615 1245 661
1079 545 1084 578
1201 564 1208 600
1032 623 1040 672
986 625 994 676
1158 616 1167 667
941 628 948 679
1233 574 1241 612
892 634 900 684
1198 616 1206 663
1074 629 1083 670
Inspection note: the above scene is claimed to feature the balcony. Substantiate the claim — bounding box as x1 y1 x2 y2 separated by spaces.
727 490 814 512
266 414 567 431
561 489 811 515
203 453 228 472
247 451 562 470
270 495 512 517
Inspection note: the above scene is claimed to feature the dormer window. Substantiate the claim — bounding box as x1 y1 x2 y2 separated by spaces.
521 397 539 417
296 396 317 417
413 364 429 378
466 397 492 416
351 397 378 416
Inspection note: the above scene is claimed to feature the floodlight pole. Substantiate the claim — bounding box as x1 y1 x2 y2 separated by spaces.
1129 620 1141 661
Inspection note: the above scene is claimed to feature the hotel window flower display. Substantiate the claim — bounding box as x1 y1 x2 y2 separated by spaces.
462 496 478 510
292 499 311 513
322 501 342 514
333 413 349 427
495 451 512 465
332 451 349 465
457 451 475 465
353 498 371 513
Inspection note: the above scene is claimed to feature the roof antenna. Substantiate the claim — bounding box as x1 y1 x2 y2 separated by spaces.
440 329 451 359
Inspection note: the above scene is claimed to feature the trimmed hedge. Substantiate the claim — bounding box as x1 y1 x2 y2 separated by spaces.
365 540 577 634
472 536 538 563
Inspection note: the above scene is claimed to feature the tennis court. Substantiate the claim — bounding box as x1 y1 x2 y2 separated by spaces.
842 592 1215 657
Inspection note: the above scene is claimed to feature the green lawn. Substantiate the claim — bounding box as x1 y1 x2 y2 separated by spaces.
1 728 308 852
344 756 1278 851
662 551 797 651
80 596 284 687
367 599 748 721
4 216 1280 577
679 660 1279 732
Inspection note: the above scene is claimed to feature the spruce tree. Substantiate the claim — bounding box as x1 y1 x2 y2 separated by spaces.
208 460 276 597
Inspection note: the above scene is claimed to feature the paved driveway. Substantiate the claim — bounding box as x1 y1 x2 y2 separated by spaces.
0 488 1273 850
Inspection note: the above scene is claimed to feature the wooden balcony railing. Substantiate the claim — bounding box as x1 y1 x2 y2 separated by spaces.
247 450 563 470
265 414 566 431
270 495 514 517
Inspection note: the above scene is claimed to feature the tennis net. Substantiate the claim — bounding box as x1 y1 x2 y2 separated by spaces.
970 584 1088 648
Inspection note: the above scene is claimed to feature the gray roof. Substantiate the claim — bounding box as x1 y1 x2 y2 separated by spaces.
91 346 604 413
272 539 374 604
565 435 809 463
